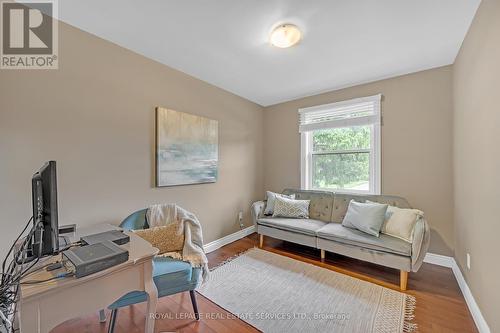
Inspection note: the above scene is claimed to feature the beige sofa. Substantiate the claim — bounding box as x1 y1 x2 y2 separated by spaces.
251 189 430 290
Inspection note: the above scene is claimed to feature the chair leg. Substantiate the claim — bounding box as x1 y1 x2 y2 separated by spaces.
108 309 118 333
400 270 409 291
189 290 200 321
99 309 106 323
259 234 264 248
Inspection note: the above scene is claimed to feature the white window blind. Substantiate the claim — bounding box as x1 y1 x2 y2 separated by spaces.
299 94 381 132
299 94 382 194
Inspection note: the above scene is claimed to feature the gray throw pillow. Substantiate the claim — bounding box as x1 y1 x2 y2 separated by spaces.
264 191 295 215
272 196 310 218
342 200 388 237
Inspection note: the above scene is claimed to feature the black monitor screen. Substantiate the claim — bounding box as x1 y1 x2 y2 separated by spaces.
31 160 59 257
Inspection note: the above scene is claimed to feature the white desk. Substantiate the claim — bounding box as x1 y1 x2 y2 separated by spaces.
18 225 159 333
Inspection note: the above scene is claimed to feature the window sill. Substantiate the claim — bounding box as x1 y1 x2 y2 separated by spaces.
306 187 380 195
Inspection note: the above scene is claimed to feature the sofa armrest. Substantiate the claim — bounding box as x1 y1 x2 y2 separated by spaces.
251 201 266 226
411 217 430 272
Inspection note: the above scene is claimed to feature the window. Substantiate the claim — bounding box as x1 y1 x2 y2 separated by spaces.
300 94 381 194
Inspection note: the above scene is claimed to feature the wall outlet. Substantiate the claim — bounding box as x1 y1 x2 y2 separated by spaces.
238 211 244 228
466 253 471 270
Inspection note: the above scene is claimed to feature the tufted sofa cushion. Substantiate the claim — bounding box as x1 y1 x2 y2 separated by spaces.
331 194 411 223
281 189 411 224
282 189 334 222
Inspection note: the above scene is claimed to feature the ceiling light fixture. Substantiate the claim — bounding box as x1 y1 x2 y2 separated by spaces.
270 24 301 48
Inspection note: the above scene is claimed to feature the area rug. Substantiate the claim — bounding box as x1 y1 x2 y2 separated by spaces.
197 248 416 333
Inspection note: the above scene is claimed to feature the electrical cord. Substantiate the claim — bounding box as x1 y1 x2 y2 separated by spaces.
58 240 82 252
1 218 82 332
1 218 35 286
1 217 32 271
20 272 74 285
1 223 36 291
1 237 78 293
21 259 61 278
1 222 41 288
0 217 42 333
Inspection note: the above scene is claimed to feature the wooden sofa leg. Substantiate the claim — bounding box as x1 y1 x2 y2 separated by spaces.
259 234 264 248
320 249 325 261
400 270 408 291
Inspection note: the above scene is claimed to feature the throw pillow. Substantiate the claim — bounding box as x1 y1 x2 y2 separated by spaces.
272 196 310 218
264 191 295 215
133 224 184 255
342 200 388 237
366 200 424 242
381 205 424 243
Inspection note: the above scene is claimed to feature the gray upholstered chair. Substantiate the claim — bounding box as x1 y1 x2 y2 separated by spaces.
105 209 202 333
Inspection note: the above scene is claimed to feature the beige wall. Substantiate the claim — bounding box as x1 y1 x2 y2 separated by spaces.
453 0 500 331
0 22 264 260
263 66 454 256
3 12 498 331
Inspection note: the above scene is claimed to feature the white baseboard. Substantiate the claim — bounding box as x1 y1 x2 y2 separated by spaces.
424 253 490 333
203 225 256 254
450 260 490 333
423 252 454 267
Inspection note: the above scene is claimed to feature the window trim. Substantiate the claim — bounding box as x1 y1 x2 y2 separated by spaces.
300 94 381 195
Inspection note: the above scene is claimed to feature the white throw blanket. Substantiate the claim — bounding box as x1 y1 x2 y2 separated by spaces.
146 203 209 281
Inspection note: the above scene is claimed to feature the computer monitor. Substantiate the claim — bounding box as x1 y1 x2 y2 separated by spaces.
31 160 59 257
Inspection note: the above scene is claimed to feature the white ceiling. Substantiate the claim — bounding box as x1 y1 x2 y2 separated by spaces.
58 0 480 106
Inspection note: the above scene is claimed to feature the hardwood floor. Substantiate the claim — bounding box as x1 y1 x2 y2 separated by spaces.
52 233 478 333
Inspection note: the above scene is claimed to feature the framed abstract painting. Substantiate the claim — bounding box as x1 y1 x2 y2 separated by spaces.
155 107 218 187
